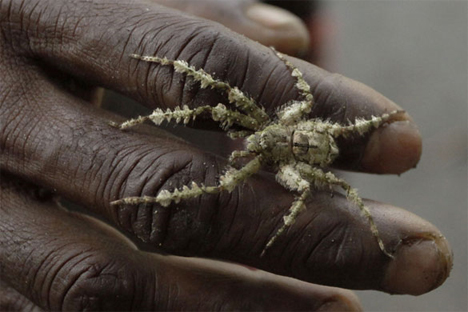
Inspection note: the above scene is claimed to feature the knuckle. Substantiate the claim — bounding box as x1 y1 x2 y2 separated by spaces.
0 0 41 54
50 252 138 311
107 145 224 252
136 29 227 109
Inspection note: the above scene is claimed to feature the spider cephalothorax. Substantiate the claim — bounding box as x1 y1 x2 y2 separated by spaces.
111 49 402 257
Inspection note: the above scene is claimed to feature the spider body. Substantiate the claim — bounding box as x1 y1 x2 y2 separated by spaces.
246 123 339 166
111 49 402 258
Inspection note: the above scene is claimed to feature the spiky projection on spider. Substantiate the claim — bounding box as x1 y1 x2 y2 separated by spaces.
111 48 402 258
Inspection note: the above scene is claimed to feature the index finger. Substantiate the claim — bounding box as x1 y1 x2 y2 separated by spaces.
3 0 421 174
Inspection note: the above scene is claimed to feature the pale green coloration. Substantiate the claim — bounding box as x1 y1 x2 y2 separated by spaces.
111 49 402 258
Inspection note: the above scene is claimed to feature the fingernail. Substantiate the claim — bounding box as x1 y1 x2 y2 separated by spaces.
245 3 310 55
382 235 453 295
246 3 304 30
361 121 422 174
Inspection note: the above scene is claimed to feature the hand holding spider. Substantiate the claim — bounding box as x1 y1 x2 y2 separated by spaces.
0 0 452 310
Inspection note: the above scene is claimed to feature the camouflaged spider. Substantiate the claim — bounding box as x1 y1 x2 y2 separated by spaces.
111 49 401 257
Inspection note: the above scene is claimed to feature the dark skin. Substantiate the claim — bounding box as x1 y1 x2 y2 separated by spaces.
0 0 453 310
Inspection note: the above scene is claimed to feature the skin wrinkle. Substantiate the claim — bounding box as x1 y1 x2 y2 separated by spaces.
86 145 110 207
303 214 339 272
134 150 167 196
255 57 283 111
178 31 220 107
60 260 112 310
106 142 157 199
282 218 311 268
63 254 141 310
3 81 61 176
283 207 327 274
0 100 25 165
53 252 96 311
193 157 227 253
110 147 201 242
54 3 64 51
250 184 275 253
29 244 58 307
330 225 351 269
236 46 249 92
176 38 204 108
216 180 242 254
132 149 173 241
100 147 135 210
36 240 77 308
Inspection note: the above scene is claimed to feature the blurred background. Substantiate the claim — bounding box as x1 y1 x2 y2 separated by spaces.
105 1 467 310
321 1 467 311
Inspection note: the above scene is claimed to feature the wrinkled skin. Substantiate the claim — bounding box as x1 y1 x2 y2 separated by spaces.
0 0 452 311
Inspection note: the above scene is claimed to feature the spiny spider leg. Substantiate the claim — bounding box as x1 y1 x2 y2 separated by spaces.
112 104 261 131
273 49 314 103
111 156 263 209
228 150 256 165
131 54 270 126
331 110 405 138
276 100 313 125
295 162 394 258
227 130 254 139
262 163 312 256
273 49 314 126
110 183 219 207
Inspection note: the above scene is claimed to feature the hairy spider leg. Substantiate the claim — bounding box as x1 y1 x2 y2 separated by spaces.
113 103 261 131
228 150 256 164
330 110 405 138
110 183 219 207
111 156 263 209
113 105 210 130
262 163 312 256
276 100 313 125
130 54 270 126
273 49 314 103
273 49 315 126
295 162 394 258
227 130 255 139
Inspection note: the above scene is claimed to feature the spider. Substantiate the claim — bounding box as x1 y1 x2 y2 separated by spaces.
111 49 401 258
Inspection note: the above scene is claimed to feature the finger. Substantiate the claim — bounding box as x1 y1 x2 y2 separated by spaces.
0 280 42 312
0 174 362 311
3 0 420 174
0 69 450 295
155 0 310 56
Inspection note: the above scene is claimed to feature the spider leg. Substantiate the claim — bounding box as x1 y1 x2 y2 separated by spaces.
273 48 314 103
131 54 270 126
295 163 394 258
330 110 405 138
227 130 254 139
261 164 311 256
276 100 313 125
111 156 263 208
112 104 260 131
228 150 255 165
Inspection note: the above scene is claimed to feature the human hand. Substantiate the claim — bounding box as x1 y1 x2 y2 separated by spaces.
0 0 452 310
